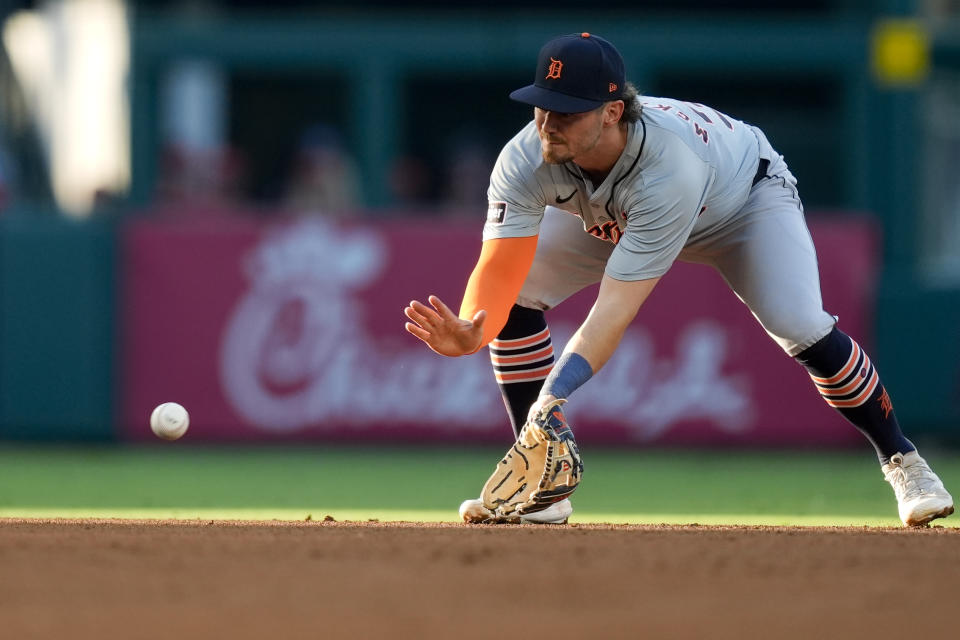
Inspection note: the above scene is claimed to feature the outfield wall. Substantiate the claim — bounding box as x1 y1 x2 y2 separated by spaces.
117 210 874 447
3 211 952 446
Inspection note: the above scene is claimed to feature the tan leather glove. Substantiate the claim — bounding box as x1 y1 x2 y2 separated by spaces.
480 398 583 519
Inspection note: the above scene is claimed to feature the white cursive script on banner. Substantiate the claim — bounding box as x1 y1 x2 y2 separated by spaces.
219 220 754 439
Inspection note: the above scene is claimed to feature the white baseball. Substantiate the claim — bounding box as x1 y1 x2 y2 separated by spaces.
459 499 494 523
150 402 190 440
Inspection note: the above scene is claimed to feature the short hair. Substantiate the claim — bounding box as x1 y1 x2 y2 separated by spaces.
618 82 642 124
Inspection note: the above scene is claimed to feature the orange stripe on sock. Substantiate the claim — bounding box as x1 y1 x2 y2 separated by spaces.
490 345 554 366
490 328 550 350
494 364 554 383
810 341 861 386
818 359 874 397
823 371 879 408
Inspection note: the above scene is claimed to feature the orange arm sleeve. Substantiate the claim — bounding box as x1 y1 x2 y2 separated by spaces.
459 235 539 350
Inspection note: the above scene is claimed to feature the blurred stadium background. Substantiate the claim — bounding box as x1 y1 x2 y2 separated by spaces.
0 0 959 523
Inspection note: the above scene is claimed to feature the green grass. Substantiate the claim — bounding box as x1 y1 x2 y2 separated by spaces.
0 444 957 527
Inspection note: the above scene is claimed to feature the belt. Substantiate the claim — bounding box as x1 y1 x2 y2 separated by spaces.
752 158 770 187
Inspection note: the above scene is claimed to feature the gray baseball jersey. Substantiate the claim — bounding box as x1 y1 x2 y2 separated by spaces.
485 97 836 355
486 97 763 281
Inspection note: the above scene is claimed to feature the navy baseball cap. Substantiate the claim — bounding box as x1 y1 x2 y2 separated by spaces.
510 33 625 114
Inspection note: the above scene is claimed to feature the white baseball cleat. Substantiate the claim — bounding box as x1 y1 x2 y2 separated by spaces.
517 498 573 524
458 498 573 524
882 451 955 527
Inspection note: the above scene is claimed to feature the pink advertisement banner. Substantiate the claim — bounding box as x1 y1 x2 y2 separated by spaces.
120 211 877 447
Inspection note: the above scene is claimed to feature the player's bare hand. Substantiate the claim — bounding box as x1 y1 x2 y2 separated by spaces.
527 394 559 423
404 295 486 357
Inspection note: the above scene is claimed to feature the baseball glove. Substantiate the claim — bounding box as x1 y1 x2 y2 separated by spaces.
479 398 583 520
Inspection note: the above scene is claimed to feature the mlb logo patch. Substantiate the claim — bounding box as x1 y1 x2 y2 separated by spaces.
487 201 507 224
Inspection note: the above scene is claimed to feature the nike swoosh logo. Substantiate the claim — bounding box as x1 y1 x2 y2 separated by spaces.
556 190 577 204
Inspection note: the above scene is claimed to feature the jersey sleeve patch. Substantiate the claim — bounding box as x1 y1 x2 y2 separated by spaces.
487 201 508 224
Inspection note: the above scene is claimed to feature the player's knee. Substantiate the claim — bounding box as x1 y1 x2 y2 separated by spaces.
761 311 835 357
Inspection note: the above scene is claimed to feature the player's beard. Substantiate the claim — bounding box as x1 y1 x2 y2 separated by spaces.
541 142 573 165
540 123 603 165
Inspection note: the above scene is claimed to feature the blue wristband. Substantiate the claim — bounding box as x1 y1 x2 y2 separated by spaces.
542 352 594 400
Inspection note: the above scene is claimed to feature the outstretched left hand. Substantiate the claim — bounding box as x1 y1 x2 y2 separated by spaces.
404 295 486 357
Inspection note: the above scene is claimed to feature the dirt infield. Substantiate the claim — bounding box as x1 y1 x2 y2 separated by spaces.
1 519 957 639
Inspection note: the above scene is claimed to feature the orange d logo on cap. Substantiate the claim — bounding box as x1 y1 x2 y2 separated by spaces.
546 57 563 80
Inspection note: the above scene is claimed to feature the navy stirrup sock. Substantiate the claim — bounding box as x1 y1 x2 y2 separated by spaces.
489 305 555 436
795 327 913 463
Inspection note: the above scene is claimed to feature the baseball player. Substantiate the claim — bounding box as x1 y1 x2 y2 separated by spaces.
404 33 954 527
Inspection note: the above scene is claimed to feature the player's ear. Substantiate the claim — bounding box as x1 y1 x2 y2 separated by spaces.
603 100 625 126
